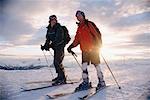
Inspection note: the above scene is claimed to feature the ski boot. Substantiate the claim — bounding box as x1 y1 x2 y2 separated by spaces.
96 81 106 91
75 81 92 92
52 76 59 82
52 77 66 86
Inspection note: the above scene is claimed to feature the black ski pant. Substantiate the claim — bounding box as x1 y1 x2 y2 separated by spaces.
54 47 65 79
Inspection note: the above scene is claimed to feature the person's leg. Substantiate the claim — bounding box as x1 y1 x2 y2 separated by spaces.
81 62 89 83
91 51 105 89
75 52 91 91
52 50 59 81
94 64 105 86
53 47 66 83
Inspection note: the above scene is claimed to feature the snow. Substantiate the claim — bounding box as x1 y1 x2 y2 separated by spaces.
0 55 150 100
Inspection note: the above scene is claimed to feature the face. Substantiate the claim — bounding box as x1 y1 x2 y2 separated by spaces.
49 17 57 25
76 13 84 22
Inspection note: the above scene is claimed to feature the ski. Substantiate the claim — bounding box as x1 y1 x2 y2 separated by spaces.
47 91 75 99
78 86 109 100
25 79 79 84
21 80 79 92
46 87 95 99
25 80 52 84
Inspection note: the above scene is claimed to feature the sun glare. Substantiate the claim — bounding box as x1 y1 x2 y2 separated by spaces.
100 47 118 60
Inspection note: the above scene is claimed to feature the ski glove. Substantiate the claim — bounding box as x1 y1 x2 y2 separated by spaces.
44 45 50 51
67 44 77 56
41 42 50 51
41 45 45 51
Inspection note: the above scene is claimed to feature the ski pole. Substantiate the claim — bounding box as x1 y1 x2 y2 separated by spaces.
71 51 82 69
42 51 54 79
49 50 54 57
101 54 121 89
70 51 82 81
65 52 82 82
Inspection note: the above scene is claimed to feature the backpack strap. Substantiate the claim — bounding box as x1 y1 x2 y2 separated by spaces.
85 20 97 39
85 20 102 47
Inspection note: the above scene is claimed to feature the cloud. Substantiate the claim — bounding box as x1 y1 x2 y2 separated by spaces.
71 0 150 38
0 0 149 54
111 11 150 27
0 0 80 47
76 0 118 24
110 32 150 50
1 13 35 43
26 26 46 45
131 33 150 47
0 41 14 50
0 0 9 11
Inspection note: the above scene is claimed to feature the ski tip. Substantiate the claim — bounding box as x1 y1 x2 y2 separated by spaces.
46 95 55 99
78 97 84 100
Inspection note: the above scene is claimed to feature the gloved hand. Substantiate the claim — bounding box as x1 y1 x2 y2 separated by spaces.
42 42 50 51
44 44 50 51
41 45 45 51
67 44 77 56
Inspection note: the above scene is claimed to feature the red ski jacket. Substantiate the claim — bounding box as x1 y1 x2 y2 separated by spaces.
72 21 101 52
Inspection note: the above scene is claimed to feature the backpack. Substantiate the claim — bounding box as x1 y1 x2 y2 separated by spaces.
85 20 102 47
62 26 71 45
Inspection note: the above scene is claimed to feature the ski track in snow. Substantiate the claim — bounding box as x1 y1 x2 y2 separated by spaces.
0 58 150 100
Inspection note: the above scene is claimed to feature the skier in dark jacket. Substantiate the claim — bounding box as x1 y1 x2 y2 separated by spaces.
67 11 106 91
41 15 66 85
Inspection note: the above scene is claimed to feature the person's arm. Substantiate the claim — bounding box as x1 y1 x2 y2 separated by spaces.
72 30 80 47
67 29 80 53
42 30 51 51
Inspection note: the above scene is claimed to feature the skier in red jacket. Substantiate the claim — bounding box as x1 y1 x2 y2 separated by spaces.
67 10 106 91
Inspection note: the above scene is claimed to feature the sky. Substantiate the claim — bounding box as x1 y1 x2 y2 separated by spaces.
0 0 150 60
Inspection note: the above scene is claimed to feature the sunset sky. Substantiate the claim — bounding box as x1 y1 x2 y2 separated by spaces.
0 0 150 60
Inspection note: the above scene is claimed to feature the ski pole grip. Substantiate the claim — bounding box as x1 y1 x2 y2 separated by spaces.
71 51 77 57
